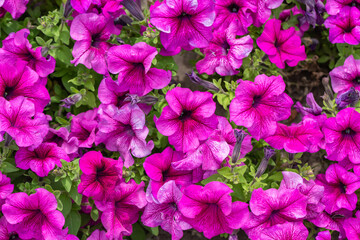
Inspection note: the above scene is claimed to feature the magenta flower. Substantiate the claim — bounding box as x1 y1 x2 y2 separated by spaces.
316 231 331 240
78 151 121 201
15 143 70 177
259 222 309 240
316 164 360 213
0 96 49 148
322 108 360 163
0 29 55 78
230 74 293 140
213 0 256 35
96 104 154 167
70 13 120 74
250 0 284 27
324 6 360 45
70 109 98 148
265 120 323 153
196 25 253 76
0 171 13 208
150 0 215 53
44 127 79 155
330 55 360 94
244 188 307 239
2 188 65 239
178 181 249 239
325 0 360 15
142 181 191 240
95 180 147 239
143 147 194 198
257 19 306 69
155 87 218 152
71 0 92 13
0 0 29 19
107 42 171 96
87 230 109 240
0 217 21 240
343 212 360 240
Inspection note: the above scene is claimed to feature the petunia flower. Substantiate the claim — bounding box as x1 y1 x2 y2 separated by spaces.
343 211 360 240
0 96 49 148
279 6 309 37
244 188 307 239
0 0 29 19
265 120 323 153
107 42 172 96
330 55 360 94
196 24 253 76
322 108 360 163
2 188 65 240
0 217 23 240
70 13 120 74
325 0 360 15
78 151 121 201
71 0 92 13
213 0 257 35
96 104 154 167
142 181 191 240
0 29 56 78
335 87 360 110
257 19 307 69
150 0 215 53
87 230 109 240
316 231 331 240
155 87 218 152
250 0 284 27
298 0 325 28
95 180 147 239
324 6 360 45
258 222 309 240
229 74 293 140
178 181 249 239
69 109 98 148
44 127 79 156
295 92 323 117
316 164 360 213
15 143 70 177
0 171 13 209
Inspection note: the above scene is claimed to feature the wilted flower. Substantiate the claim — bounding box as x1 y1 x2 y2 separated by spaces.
61 93 82 108
335 87 360 110
295 92 323 116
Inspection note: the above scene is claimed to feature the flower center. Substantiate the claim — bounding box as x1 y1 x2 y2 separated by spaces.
9 232 21 240
133 62 145 71
252 95 262 107
342 128 355 136
170 202 177 210
222 41 231 54
4 86 15 100
353 77 360 85
228 3 239 13
350 1 360 8
179 110 192 121
179 12 191 19
91 33 101 47
339 182 347 193
124 124 135 136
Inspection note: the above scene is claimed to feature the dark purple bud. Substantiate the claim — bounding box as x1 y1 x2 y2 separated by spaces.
116 38 125 45
254 147 275 179
63 0 73 18
231 130 247 164
114 15 133 26
186 71 219 92
124 94 158 105
121 0 144 21
294 92 322 116
61 93 82 108
41 47 49 57
336 87 360 110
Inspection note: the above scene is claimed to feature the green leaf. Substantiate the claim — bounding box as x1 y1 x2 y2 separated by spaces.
131 223 146 240
62 177 72 192
90 208 99 221
150 227 159 236
65 210 81 235
69 184 82 205
59 194 72 218
36 36 46 46
1 162 19 173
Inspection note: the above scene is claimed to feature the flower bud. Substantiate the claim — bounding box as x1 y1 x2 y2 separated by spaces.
231 130 247 164
61 93 82 108
336 87 360 110
121 0 144 21
186 71 219 92
114 15 133 26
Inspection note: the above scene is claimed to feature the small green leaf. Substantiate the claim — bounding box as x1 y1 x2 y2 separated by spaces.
62 177 72 192
131 223 146 240
90 208 99 221
65 210 81 235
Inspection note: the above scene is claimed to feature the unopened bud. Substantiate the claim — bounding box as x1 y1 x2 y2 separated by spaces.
121 0 144 21
186 70 219 92
114 15 133 26
231 130 247 164
336 87 360 110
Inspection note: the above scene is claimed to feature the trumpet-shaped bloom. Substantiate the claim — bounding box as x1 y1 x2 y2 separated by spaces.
150 0 215 53
70 109 98 148
316 164 360 213
213 0 256 35
15 143 70 177
178 181 249 239
107 42 171 96
244 188 307 239
250 0 284 27
257 19 306 69
324 6 360 45
143 147 194 198
142 181 191 240
0 0 29 19
78 151 121 201
322 108 360 163
230 74 293 140
0 172 13 208
325 0 360 15
265 120 323 153
0 97 49 148
2 188 65 240
258 222 309 240
0 29 55 78
196 25 253 76
95 180 147 239
96 104 154 167
329 55 360 94
70 13 120 74
155 87 218 152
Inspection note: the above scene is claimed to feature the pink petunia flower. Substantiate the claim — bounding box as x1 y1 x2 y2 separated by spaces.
178 181 249 239
316 231 331 240
87 229 109 240
229 74 293 140
44 127 79 156
155 87 218 152
0 0 29 19
324 6 360 45
142 181 191 240
70 13 120 74
0 29 55 78
69 109 98 148
257 19 307 69
250 0 284 27
96 104 154 167
322 108 360 163
15 143 70 177
343 211 360 240
2 188 65 240
316 164 360 213
150 0 215 53
107 42 172 96
258 222 309 240
0 217 23 240
0 96 49 148
0 171 13 209
78 151 122 201
196 24 253 76
325 0 360 15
